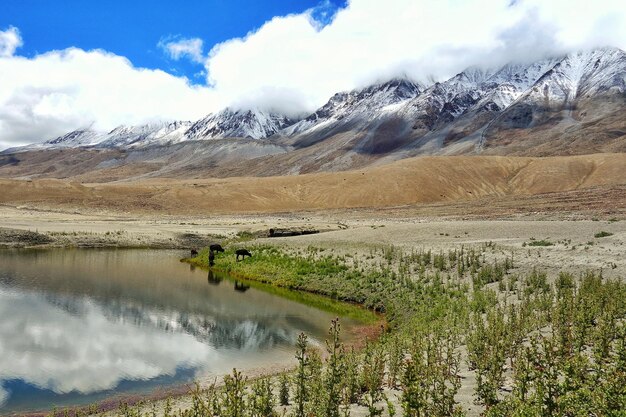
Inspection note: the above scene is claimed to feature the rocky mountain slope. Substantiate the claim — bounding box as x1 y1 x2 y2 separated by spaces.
1 47 624 180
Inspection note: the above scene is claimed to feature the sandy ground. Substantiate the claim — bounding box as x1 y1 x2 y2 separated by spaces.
0 205 345 249
2 203 624 281
2 202 624 276
259 218 626 279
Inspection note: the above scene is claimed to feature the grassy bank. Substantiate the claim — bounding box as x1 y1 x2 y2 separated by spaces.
204 267 381 325
183 244 468 328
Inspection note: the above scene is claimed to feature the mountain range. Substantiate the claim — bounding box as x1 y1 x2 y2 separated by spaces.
1 47 624 180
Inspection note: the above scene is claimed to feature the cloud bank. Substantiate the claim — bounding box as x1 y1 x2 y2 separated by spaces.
204 0 626 114
0 42 218 149
1 0 625 148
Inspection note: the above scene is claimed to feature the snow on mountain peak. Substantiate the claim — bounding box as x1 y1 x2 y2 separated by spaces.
514 47 626 107
185 107 295 140
283 78 423 136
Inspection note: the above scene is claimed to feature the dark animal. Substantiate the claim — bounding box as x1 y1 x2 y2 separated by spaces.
190 249 198 257
210 244 225 253
234 281 250 292
235 249 252 261
208 250 215 267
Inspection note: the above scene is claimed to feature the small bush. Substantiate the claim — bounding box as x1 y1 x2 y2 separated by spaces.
527 239 553 247
594 231 613 238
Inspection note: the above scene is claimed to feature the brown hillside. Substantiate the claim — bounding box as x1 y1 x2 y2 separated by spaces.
0 154 624 214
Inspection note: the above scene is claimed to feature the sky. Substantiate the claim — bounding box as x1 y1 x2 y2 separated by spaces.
0 0 625 149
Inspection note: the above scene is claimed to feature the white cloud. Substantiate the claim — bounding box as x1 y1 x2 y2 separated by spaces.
203 0 626 115
158 36 204 63
0 46 220 148
1 0 626 149
0 26 22 57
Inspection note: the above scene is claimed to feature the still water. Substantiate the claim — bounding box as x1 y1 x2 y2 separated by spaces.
0 249 359 413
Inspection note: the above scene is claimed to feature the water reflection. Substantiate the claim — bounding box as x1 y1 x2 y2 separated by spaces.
207 270 222 285
0 289 212 407
0 249 355 412
234 281 250 292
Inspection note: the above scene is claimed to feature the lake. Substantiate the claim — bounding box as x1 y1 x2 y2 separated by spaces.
0 249 360 413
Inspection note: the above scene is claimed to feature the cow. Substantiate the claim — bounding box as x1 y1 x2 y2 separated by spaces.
210 244 225 253
235 249 252 261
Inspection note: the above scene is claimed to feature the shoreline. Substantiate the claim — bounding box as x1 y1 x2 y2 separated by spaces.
12 361 299 417
181 260 383 325
2 207 624 281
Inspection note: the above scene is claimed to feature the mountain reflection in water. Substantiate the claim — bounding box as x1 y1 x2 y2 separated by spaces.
0 249 356 412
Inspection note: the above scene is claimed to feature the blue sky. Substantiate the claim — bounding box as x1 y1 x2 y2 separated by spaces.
1 0 346 82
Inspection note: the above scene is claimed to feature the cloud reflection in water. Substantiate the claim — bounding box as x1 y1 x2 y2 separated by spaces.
0 249 348 410
0 289 213 404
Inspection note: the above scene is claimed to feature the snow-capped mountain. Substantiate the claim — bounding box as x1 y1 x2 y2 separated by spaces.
273 46 625 165
43 128 104 148
97 121 192 148
21 121 192 151
13 109 296 152
8 127 106 152
186 108 295 140
283 78 422 137
401 56 560 134
492 47 626 128
529 48 626 102
4 47 624 177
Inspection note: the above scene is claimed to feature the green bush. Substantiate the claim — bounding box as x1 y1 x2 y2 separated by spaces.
527 239 554 246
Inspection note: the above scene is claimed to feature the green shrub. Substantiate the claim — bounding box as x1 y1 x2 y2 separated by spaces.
527 239 554 247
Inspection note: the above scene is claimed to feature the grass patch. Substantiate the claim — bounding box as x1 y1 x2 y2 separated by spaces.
186 246 381 324
594 231 614 238
185 245 470 329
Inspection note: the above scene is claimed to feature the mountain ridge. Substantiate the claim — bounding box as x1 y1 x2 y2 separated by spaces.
1 47 624 180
